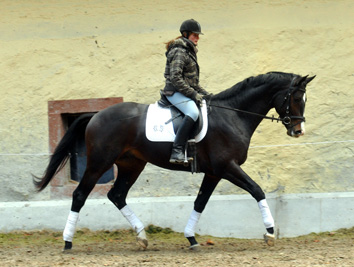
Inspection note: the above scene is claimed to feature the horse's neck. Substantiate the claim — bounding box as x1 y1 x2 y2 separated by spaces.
217 85 276 135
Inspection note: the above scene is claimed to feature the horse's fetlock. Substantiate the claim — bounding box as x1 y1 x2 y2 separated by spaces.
186 236 199 247
63 241 73 252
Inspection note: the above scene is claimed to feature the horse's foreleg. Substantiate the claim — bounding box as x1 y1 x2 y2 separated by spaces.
223 162 275 246
107 159 147 248
258 199 275 246
185 174 220 249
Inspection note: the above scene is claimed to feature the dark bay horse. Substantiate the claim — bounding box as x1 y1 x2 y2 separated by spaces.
34 72 315 250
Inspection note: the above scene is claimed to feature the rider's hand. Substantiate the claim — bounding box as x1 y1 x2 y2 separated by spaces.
203 93 213 101
195 93 204 105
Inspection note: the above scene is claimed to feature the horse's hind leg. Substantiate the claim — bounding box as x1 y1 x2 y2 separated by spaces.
184 174 220 249
63 156 115 251
107 157 147 248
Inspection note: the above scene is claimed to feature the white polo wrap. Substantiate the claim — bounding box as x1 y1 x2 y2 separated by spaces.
184 209 201 237
258 199 275 228
120 205 144 233
63 211 79 242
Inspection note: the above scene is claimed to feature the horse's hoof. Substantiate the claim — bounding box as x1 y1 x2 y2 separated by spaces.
136 229 148 249
63 241 73 252
263 233 275 246
189 243 200 251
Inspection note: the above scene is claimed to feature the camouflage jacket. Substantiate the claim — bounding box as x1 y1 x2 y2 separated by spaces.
163 37 208 100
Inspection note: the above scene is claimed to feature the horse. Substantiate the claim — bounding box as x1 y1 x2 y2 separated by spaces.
33 71 315 251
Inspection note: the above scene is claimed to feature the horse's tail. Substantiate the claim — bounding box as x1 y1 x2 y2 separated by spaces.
33 113 95 192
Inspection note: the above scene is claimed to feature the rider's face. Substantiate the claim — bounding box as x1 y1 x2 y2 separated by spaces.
188 33 200 45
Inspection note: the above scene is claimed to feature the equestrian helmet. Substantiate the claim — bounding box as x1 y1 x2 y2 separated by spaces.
180 19 203 35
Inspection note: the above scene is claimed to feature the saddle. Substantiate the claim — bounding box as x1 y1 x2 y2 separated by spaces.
146 92 208 173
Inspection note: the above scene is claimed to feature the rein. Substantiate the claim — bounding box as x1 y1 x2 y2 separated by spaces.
207 103 284 123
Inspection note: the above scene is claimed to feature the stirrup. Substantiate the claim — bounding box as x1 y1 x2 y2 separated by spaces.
169 157 185 164
184 148 193 166
169 148 192 166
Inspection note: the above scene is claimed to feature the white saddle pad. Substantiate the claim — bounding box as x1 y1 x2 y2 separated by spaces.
145 100 208 143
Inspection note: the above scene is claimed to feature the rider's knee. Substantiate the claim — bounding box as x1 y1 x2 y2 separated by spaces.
185 106 199 121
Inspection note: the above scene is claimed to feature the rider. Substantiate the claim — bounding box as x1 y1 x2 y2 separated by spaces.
163 19 210 164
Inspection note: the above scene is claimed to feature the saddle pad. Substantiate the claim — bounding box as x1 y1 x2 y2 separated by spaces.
145 100 208 143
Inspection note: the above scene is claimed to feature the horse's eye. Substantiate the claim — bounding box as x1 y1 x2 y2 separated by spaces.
293 92 306 103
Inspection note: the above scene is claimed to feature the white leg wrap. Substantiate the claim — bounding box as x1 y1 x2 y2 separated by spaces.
63 211 79 242
258 199 275 228
120 205 144 233
184 210 201 237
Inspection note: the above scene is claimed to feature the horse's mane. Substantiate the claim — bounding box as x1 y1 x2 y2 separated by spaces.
213 72 297 102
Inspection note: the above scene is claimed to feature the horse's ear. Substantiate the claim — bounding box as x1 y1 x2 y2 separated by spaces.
293 75 308 87
299 75 308 85
294 75 315 87
305 75 316 85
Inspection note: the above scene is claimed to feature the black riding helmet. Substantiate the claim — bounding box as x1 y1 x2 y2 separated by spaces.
180 19 203 35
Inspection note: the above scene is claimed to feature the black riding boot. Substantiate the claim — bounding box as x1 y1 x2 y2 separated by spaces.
169 116 195 164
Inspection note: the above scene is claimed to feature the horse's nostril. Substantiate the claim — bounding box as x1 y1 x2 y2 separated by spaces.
294 130 304 136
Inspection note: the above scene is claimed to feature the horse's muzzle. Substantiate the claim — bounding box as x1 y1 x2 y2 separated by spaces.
287 121 305 137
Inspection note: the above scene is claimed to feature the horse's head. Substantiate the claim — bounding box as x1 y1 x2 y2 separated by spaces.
274 75 316 137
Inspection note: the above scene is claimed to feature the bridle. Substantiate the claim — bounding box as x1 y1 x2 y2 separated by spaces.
279 83 306 129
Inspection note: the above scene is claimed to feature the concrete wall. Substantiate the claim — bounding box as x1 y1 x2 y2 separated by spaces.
0 0 353 209
1 192 354 238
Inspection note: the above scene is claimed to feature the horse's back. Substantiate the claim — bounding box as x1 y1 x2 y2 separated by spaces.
90 102 147 123
86 102 149 142
101 101 148 118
